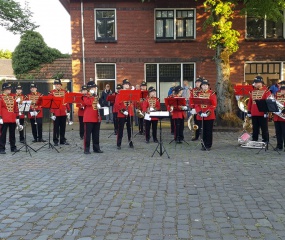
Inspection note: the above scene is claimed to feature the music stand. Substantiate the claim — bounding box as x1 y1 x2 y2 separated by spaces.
150 111 170 158
255 99 280 154
191 97 213 151
106 94 117 138
165 97 189 145
36 96 63 153
13 101 37 157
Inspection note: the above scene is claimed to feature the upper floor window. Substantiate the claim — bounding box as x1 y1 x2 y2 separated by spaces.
155 9 195 40
246 12 284 39
95 9 116 41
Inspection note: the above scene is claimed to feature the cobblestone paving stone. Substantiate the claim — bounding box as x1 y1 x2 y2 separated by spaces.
0 122 285 239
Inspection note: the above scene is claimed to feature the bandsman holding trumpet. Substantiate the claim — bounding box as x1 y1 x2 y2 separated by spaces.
48 78 70 146
82 81 103 154
247 76 271 143
143 87 160 143
14 84 25 143
25 83 46 143
191 80 217 150
0 83 20 154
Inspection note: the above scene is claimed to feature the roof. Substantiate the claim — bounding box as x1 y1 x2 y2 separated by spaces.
0 59 15 80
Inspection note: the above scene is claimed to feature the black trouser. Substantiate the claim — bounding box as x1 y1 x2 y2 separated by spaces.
18 118 24 141
274 121 285 149
30 118 43 140
170 116 175 134
251 116 268 142
145 120 158 141
117 116 133 147
53 116 67 144
174 118 184 141
138 118 144 133
78 116 84 138
0 123 17 151
202 119 214 149
113 113 118 133
84 122 101 152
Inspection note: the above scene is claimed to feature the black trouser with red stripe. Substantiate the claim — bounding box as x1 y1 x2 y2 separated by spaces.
78 116 84 138
30 118 43 140
53 116 67 144
117 116 133 147
174 118 184 141
84 122 101 152
0 123 17 151
201 119 214 149
113 113 118 133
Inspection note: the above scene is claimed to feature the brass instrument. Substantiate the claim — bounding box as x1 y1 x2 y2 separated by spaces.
16 120 23 131
136 109 144 118
267 95 285 120
237 96 249 113
243 115 252 132
187 114 198 132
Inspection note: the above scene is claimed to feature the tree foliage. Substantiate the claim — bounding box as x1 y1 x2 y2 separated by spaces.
12 31 69 78
0 49 12 59
0 0 38 34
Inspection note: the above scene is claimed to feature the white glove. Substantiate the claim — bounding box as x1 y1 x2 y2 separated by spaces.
51 116 56 121
150 107 155 111
97 103 101 109
131 86 135 90
16 119 20 125
16 98 21 103
190 109 196 115
0 118 3 124
247 113 252 118
90 89 95 94
182 106 188 110
66 112 70 118
200 113 207 117
264 113 268 118
123 111 128 116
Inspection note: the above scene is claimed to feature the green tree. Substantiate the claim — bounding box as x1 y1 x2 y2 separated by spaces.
203 0 285 124
0 0 38 34
0 49 12 59
12 31 69 78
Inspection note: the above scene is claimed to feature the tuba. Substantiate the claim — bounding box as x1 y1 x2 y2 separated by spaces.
237 96 249 113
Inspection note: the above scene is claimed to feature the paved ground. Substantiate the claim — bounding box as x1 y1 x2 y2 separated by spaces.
0 121 285 240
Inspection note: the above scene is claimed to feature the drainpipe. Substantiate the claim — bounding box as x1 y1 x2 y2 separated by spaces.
81 0 86 84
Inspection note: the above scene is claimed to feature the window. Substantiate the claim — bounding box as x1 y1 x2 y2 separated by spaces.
155 9 195 40
145 63 195 102
95 9 116 41
95 64 116 94
246 13 284 39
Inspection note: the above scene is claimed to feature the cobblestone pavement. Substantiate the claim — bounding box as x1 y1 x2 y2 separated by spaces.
0 122 285 240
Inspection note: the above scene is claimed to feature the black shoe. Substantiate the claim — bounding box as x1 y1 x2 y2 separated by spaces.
191 138 198 141
11 149 19 153
0 151 6 154
94 150 103 153
154 139 158 143
60 142 70 145
80 137 84 140
20 139 25 143
84 151 91 154
145 140 150 143
32 139 37 143
274 147 282 151
54 143 59 146
117 146 121 150
114 132 117 135
129 141 134 148
139 132 143 135
38 139 46 142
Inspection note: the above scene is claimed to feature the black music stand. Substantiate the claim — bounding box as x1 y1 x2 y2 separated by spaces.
255 99 280 154
13 101 37 157
165 97 189 145
150 112 170 158
191 97 213 151
36 96 62 153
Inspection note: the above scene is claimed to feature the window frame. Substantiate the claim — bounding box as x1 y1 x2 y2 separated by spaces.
95 63 117 93
154 8 196 40
94 8 117 42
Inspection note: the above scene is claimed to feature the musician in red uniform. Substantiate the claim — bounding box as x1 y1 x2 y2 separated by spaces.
82 81 103 154
112 84 122 135
116 79 134 149
167 86 188 143
192 80 217 150
189 77 203 141
48 78 70 146
273 83 285 150
137 81 147 134
0 83 20 154
247 76 271 143
76 85 87 140
25 83 46 143
143 87 160 143
14 84 25 143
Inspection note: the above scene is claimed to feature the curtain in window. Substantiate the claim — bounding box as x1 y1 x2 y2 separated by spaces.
186 19 193 37
166 19 174 37
156 20 163 37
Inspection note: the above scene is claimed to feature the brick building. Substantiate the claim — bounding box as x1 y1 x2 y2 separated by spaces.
60 0 285 101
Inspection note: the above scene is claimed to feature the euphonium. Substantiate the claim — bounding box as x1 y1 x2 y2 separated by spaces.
187 114 199 132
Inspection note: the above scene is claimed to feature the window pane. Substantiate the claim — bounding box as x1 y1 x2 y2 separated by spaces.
182 11 187 18
266 20 283 39
97 20 105 38
177 20 184 37
162 11 167 17
168 11 174 17
250 64 256 73
156 11 161 18
177 11 181 18
106 20 115 37
96 11 102 18
96 65 115 79
159 64 181 81
166 19 174 37
156 20 163 37
186 19 194 37
188 11 193 17
102 10 114 18
183 64 194 80
247 17 264 38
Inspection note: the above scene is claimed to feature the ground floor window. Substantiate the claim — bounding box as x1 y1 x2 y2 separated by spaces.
95 63 116 96
145 63 195 102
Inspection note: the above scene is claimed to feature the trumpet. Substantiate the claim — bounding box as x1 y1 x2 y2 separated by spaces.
16 121 23 132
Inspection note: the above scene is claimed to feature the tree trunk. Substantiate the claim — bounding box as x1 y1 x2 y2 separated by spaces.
214 45 235 125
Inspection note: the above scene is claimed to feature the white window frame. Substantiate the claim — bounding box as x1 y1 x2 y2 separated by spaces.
95 63 116 82
94 8 117 41
154 8 196 40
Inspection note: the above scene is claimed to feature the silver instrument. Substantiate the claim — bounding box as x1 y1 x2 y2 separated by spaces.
267 95 285 120
16 121 23 131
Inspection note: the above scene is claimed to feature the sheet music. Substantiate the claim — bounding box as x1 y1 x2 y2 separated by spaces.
149 111 170 117
144 113 151 121
100 107 109 116
19 101 32 112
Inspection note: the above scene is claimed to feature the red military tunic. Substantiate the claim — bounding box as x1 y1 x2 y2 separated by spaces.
117 101 134 118
82 94 101 122
194 90 217 121
25 92 44 118
167 95 186 119
247 86 271 116
76 103 85 117
0 93 19 123
142 97 161 121
48 89 70 116
273 90 285 122
112 93 119 113
189 87 201 109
